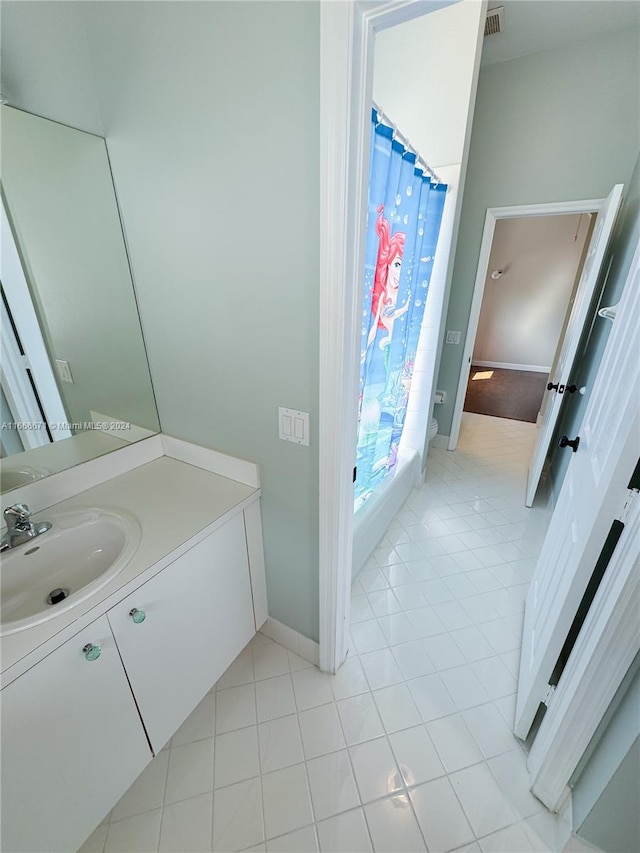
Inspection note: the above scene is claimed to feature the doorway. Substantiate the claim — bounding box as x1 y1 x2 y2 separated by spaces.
318 0 483 674
447 186 623 509
462 212 595 425
318 0 625 673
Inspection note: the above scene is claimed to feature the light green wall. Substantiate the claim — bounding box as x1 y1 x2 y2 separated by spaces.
79 1 321 640
572 657 640 852
549 150 640 497
436 28 640 437
1 106 160 433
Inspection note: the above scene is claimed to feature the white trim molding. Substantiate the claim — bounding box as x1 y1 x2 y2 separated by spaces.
1 196 71 439
471 360 551 373
527 487 640 812
0 298 50 451
430 433 450 450
448 196 603 451
318 0 465 673
260 617 320 668
318 0 360 673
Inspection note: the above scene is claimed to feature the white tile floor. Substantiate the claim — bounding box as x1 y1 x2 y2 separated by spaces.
81 413 562 853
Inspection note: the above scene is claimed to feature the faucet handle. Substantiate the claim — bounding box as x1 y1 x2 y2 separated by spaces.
4 503 31 526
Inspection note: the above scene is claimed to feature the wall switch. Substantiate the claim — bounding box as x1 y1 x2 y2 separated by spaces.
434 390 447 404
445 331 461 345
56 359 73 383
278 407 310 446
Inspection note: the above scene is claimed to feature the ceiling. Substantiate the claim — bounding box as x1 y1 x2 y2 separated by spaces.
481 0 640 66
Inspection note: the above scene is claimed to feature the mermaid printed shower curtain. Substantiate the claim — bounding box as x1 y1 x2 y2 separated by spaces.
354 109 447 510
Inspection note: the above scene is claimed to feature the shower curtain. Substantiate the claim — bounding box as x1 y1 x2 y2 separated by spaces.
354 108 447 511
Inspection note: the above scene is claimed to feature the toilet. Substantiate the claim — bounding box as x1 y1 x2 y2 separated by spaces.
427 417 438 445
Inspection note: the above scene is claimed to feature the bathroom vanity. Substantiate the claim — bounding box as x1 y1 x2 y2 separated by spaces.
0 100 269 853
0 441 268 853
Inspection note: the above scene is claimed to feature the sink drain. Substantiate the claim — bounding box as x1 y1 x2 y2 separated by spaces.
47 588 70 606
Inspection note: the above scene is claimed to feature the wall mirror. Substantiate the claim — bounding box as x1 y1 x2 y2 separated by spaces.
0 105 160 493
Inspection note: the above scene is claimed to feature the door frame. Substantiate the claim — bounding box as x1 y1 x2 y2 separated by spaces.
448 198 603 452
1 196 71 439
318 0 473 673
0 297 51 451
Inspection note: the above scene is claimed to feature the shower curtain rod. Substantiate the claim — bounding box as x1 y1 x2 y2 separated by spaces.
372 100 442 185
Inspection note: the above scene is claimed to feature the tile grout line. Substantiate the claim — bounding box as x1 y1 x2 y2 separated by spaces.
92 415 552 853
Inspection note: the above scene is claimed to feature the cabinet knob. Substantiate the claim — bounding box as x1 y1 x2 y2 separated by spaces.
129 607 146 624
82 643 101 661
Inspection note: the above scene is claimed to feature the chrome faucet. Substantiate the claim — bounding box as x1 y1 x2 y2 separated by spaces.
1 503 52 552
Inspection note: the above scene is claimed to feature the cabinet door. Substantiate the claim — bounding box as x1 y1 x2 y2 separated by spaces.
1 615 151 853
108 513 255 752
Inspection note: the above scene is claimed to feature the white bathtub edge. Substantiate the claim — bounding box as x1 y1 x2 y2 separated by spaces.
352 449 421 582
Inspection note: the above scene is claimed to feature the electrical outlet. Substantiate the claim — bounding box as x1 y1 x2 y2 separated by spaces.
56 359 73 383
445 331 461 345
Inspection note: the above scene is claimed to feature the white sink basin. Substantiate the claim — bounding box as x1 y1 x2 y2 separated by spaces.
0 507 141 637
1 466 49 491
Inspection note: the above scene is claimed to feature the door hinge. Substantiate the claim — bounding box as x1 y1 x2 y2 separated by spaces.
543 684 556 706
619 488 639 525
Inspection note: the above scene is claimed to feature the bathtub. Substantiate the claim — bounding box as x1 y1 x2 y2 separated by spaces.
351 447 421 582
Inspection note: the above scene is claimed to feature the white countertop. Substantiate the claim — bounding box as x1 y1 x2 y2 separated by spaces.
1 455 259 679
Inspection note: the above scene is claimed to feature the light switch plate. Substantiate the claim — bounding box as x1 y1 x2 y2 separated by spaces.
56 359 73 383
445 331 461 345
278 407 310 446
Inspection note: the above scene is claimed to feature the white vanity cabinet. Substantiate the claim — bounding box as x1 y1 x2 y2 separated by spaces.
0 446 268 853
0 615 152 853
107 512 256 752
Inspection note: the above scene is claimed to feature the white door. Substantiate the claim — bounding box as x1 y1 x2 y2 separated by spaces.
1 198 71 437
0 296 51 450
1 616 151 853
515 238 640 739
108 514 255 752
525 184 624 507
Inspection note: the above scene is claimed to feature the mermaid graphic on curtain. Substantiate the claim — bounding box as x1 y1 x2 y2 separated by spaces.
354 109 447 510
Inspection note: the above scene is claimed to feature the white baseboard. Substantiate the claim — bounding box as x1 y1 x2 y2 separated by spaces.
430 434 451 450
556 788 574 852
472 360 551 373
260 617 320 667
561 835 605 853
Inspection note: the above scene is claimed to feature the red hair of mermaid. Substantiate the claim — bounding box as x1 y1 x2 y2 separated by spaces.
372 205 405 329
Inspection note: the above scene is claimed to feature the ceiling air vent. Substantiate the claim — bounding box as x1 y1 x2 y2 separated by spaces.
484 6 504 37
